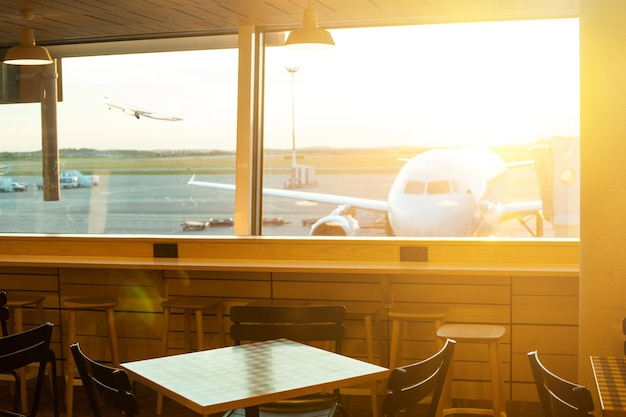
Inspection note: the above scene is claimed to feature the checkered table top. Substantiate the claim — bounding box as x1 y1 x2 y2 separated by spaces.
122 338 389 416
591 356 626 416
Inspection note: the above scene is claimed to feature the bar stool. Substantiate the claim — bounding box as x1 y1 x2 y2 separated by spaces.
340 302 385 417
436 324 506 417
157 296 224 415
63 296 120 417
388 304 449 368
6 294 46 334
5 294 47 412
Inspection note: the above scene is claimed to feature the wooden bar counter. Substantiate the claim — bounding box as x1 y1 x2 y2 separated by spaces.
0 235 579 410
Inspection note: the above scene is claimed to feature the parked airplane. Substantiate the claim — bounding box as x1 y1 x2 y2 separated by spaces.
103 97 182 121
187 138 579 237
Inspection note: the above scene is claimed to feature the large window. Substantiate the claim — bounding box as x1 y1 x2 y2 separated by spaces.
261 19 579 238
0 20 579 238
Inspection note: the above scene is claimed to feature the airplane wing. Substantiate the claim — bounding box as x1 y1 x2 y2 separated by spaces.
136 111 182 121
500 200 542 214
187 175 389 212
495 199 544 236
103 97 182 121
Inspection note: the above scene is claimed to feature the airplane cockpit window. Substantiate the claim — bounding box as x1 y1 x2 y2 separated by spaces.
451 180 471 194
404 181 426 195
427 180 451 195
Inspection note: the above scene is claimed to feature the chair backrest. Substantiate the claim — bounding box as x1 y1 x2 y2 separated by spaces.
382 338 456 417
0 290 9 336
229 305 345 352
0 322 54 417
528 351 594 417
71 342 139 417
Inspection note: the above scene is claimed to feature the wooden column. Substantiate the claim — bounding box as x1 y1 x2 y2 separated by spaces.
41 60 59 201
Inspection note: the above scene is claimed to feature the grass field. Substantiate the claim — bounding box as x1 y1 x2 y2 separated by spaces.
0 144 538 176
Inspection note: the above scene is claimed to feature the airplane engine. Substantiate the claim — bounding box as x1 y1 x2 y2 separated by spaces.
309 215 361 236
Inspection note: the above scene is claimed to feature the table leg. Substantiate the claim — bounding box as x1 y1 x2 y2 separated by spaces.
245 405 260 417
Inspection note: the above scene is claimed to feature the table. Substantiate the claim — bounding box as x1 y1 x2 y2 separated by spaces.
591 356 626 417
122 338 389 417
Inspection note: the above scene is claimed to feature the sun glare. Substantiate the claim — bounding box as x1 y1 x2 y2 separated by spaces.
0 19 579 152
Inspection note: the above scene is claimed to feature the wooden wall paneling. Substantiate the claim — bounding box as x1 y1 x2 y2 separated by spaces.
512 275 579 296
271 272 384 361
59 268 164 364
0 266 59 275
511 352 578 402
448 328 511 401
512 325 578 356
273 280 382 303
512 351 578 385
180 241 271 260
445 304 511 324
512 294 578 325
269 242 398 262
0 267 63 368
163 270 271 299
510 275 579 402
163 270 272 349
392 274 513 405
449 360 512 402
427 241 578 265
389 274 511 307
274 271 515 404
0 236 580 268
0 257 581 410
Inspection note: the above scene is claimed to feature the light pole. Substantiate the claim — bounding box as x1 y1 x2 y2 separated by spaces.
286 66 299 187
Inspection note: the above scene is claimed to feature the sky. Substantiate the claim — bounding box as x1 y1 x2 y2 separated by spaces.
0 18 579 152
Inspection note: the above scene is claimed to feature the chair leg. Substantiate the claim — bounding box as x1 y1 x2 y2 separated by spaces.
183 310 192 352
363 314 379 417
195 308 204 351
488 341 504 417
12 307 28 412
12 371 20 413
65 310 76 417
48 350 60 417
217 306 225 347
106 307 120 366
389 318 403 369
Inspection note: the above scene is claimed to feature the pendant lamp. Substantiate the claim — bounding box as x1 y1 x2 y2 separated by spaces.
285 7 335 48
4 9 53 66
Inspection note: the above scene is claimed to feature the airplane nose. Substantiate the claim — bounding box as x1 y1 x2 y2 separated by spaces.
389 194 476 236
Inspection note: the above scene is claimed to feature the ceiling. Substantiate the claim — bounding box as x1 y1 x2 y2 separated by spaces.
0 0 579 49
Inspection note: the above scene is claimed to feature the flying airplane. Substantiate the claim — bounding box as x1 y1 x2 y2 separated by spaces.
187 142 579 237
103 97 182 121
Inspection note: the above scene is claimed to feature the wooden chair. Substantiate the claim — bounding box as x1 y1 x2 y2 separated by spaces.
63 296 120 417
71 342 139 417
527 351 594 417
224 304 347 417
382 338 456 417
0 290 9 336
0 291 51 413
0 322 58 417
0 290 19 413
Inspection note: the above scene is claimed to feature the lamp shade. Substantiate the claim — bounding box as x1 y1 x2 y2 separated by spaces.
285 8 335 49
4 27 52 65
